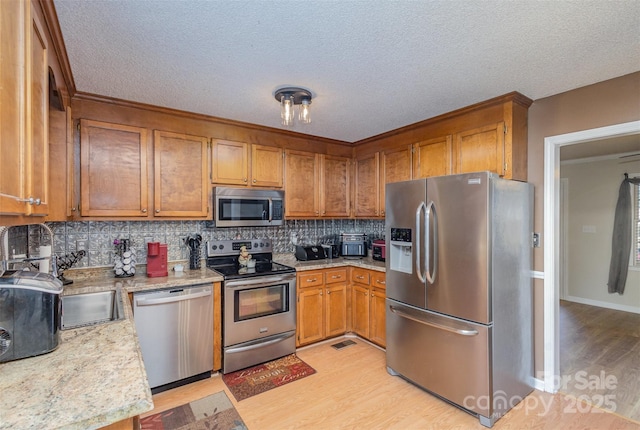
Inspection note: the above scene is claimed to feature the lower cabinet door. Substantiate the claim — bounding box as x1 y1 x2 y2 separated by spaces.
369 287 386 347
351 284 370 338
297 287 324 346
325 283 347 338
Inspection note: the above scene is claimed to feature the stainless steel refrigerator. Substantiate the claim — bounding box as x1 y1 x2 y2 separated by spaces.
385 171 533 428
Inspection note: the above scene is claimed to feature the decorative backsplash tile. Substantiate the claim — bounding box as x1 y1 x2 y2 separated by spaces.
2 219 385 270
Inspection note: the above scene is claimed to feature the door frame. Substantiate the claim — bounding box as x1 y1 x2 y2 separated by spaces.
543 120 640 393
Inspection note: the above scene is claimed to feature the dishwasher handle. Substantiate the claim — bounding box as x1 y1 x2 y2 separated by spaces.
135 289 211 307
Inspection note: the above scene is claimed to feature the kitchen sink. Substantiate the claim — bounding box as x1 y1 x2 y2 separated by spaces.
61 289 125 330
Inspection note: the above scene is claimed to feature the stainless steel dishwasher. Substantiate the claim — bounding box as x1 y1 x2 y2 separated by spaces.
133 284 213 393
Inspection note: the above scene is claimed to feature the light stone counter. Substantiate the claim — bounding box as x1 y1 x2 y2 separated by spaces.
274 254 386 272
0 266 223 430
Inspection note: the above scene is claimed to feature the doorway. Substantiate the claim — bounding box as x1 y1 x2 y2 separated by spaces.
543 120 640 396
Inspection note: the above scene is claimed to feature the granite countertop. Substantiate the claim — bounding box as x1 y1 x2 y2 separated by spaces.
1 257 380 429
274 253 386 273
1 266 223 430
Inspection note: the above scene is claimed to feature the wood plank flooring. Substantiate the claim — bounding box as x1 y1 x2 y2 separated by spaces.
560 300 640 423
143 336 639 429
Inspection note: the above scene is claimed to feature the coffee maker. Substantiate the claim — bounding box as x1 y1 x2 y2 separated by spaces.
146 242 168 277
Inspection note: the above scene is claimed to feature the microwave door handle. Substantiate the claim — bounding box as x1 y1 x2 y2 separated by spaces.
415 202 427 283
425 201 437 284
268 198 273 222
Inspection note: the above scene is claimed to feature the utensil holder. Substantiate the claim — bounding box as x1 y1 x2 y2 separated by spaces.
189 246 201 270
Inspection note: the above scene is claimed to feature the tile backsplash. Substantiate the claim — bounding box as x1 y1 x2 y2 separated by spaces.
3 220 385 269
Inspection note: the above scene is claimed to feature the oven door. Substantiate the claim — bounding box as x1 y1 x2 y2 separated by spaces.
223 273 296 347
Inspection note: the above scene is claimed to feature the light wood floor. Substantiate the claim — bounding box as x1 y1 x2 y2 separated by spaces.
560 300 640 423
142 336 639 429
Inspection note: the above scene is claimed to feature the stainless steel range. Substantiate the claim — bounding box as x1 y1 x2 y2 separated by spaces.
206 239 296 374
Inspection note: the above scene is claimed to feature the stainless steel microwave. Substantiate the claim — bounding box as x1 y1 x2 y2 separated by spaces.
213 187 284 227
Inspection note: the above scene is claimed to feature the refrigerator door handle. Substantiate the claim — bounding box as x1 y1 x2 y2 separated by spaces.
389 305 478 336
425 201 438 284
415 201 427 283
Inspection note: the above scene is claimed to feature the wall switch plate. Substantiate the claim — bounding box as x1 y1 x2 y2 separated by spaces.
76 240 87 250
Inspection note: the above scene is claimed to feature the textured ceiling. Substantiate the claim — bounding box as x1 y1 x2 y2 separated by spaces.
53 0 640 143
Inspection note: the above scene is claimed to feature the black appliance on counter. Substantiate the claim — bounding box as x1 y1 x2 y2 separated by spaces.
0 271 63 362
295 245 328 261
206 239 296 374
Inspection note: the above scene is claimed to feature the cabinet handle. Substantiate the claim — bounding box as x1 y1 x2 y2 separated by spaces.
155 209 160 213
307 278 317 282
141 208 147 213
18 197 41 205
331 275 340 279
376 280 386 285
356 275 364 280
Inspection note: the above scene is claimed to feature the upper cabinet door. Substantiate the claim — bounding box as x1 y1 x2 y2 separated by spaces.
320 155 351 217
0 0 49 216
413 135 452 179
0 0 27 215
211 139 248 185
353 152 380 218
251 144 283 188
380 146 412 217
80 119 149 217
153 130 209 217
26 4 49 216
453 122 505 176
284 149 319 217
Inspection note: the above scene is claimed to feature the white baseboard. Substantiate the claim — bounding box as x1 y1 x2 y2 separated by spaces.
533 377 545 392
564 295 640 314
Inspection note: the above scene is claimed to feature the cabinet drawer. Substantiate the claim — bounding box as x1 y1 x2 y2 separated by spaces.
371 271 386 290
298 271 324 288
325 268 347 284
351 268 371 286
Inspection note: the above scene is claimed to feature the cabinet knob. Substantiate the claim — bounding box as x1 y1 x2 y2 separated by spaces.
326 290 331 294
243 178 247 182
320 291 323 296
315 211 319 215
155 209 160 213
141 208 147 213
253 179 256 183
71 206 77 212
322 211 326 215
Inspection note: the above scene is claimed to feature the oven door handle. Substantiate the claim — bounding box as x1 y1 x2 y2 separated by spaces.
225 331 295 354
224 274 295 288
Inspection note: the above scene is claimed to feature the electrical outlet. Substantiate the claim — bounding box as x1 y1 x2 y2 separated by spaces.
532 233 540 248
76 240 87 250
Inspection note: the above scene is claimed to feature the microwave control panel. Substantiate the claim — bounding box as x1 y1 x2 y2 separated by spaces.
272 200 283 220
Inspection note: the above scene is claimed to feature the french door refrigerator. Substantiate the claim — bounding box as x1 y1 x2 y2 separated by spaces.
385 171 533 428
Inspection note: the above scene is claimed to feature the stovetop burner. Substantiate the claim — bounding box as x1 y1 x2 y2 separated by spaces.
205 239 295 280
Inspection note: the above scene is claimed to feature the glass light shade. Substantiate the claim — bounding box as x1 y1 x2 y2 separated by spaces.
280 94 294 126
298 98 311 124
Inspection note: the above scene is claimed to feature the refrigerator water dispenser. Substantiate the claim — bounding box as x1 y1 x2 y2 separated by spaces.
389 228 412 274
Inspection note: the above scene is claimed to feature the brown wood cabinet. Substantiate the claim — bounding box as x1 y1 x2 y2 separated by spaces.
453 122 506 176
153 130 209 217
413 135 452 179
296 268 348 346
380 145 412 217
353 152 380 218
0 0 49 216
211 140 283 188
79 119 149 217
351 267 386 347
285 149 351 218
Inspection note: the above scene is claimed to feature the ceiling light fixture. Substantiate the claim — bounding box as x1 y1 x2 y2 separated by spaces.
274 87 312 127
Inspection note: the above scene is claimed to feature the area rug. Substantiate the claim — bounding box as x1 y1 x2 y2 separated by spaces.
222 354 316 401
139 391 248 430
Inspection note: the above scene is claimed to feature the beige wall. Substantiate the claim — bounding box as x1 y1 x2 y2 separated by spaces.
562 157 640 309
527 71 640 374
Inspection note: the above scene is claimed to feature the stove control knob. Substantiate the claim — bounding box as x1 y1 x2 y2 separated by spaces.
219 244 224 250
211 245 217 250
265 242 269 247
260 242 264 247
254 242 259 248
